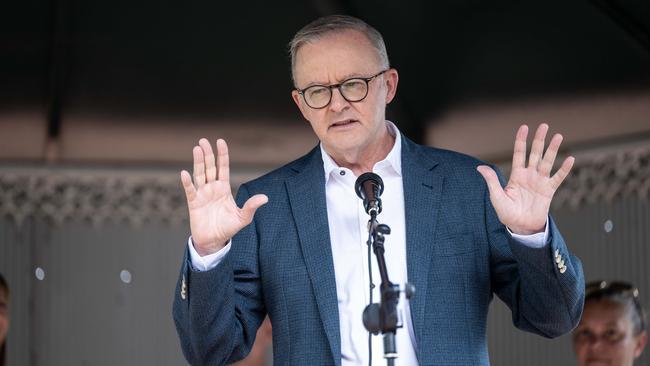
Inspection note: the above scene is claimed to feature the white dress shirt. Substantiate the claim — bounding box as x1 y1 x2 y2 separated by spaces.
188 121 549 365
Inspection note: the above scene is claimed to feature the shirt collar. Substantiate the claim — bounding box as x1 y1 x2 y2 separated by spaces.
320 120 402 184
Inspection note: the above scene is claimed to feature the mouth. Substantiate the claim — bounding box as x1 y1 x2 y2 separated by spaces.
329 119 359 129
585 359 610 366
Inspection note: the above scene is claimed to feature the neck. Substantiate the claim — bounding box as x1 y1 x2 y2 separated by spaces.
327 123 395 176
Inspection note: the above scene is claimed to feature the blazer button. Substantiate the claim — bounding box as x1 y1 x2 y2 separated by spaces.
559 266 567 274
558 259 565 268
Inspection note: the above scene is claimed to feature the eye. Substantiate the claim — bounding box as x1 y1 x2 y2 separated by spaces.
573 329 593 342
342 79 366 91
603 329 624 342
306 86 328 98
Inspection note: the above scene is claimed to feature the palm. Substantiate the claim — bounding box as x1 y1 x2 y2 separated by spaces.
187 181 241 248
477 124 574 235
181 139 268 255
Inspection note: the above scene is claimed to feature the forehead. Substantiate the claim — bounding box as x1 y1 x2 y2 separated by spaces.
580 301 631 327
293 29 382 86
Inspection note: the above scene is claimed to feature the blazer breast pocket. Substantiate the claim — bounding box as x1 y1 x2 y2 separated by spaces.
433 231 478 257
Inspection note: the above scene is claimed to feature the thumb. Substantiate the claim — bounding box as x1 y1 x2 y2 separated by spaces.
240 194 269 223
476 165 507 203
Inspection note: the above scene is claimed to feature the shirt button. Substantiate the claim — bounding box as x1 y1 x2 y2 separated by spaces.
340 170 346 176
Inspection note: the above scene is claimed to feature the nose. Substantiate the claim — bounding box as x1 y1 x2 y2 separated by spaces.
328 87 350 112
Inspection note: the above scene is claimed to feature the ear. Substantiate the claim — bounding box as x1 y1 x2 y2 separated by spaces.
634 331 648 358
383 68 399 105
291 89 310 121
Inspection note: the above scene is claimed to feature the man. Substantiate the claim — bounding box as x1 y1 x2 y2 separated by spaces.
173 15 584 365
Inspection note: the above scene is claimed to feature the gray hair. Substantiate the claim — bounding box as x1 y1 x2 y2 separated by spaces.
288 15 390 85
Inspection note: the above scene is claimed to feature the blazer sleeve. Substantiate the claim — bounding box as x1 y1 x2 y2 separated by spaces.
487 167 585 338
172 184 266 365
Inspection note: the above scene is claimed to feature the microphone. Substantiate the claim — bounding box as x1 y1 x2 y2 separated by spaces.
355 172 384 216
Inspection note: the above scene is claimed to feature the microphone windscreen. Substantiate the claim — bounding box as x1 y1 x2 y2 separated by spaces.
355 172 384 200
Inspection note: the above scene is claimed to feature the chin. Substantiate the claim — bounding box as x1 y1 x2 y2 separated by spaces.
325 138 362 154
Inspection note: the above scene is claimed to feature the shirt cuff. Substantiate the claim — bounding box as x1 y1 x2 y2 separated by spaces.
506 217 550 249
187 236 232 271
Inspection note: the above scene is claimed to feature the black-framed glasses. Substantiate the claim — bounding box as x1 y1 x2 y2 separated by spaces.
296 69 388 109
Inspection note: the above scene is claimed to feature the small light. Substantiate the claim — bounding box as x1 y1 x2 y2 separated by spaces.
120 270 132 284
35 267 45 281
603 220 613 233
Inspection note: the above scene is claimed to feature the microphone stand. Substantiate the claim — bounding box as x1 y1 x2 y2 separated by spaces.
363 211 414 366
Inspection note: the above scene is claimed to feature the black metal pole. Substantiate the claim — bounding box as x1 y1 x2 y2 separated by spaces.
363 220 400 365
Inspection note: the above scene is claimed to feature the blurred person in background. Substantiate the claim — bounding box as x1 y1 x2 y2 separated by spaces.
573 280 647 366
0 273 9 366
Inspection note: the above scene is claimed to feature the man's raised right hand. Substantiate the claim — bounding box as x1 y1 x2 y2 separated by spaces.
180 138 268 256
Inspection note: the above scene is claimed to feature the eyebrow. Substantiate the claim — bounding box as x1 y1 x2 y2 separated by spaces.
302 72 368 88
579 321 624 329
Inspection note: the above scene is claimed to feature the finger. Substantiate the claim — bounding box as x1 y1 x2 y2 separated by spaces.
512 125 528 170
216 139 230 183
199 138 217 183
180 170 197 202
192 146 206 188
240 194 269 223
539 133 563 176
550 156 575 190
476 165 508 203
528 123 548 169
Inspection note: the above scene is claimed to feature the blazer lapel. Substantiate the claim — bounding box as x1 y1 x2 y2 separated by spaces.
285 148 341 365
401 136 442 349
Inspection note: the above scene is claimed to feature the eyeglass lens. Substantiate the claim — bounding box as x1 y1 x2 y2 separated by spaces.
304 78 369 108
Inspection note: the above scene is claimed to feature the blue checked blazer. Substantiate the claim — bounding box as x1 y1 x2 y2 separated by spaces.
173 134 585 365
